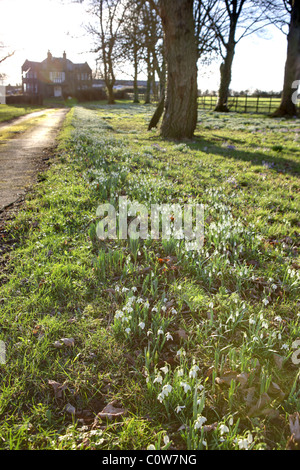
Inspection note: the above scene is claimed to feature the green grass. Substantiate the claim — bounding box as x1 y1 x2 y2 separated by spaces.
0 104 45 123
0 104 299 450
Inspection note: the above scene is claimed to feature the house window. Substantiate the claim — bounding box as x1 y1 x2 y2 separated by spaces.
49 72 65 83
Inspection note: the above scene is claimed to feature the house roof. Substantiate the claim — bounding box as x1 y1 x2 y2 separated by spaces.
22 53 91 73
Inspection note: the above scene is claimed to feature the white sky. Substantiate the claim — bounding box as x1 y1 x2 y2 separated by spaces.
0 0 288 93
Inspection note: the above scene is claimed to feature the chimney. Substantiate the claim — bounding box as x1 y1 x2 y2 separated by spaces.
47 50 52 61
63 51 66 60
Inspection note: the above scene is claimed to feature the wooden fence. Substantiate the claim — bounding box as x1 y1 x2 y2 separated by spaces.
198 94 300 115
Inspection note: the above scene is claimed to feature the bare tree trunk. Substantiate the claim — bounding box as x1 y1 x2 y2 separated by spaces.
133 55 140 103
144 49 152 104
159 0 198 139
273 0 300 117
106 82 115 104
214 42 235 112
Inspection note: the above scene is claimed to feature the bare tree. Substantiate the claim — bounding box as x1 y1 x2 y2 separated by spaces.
205 0 272 112
141 1 164 104
119 1 146 103
145 0 198 139
0 42 14 65
271 0 300 117
86 0 127 104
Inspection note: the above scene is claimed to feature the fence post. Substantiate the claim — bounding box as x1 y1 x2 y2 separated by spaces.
256 96 259 113
245 94 248 113
269 96 272 113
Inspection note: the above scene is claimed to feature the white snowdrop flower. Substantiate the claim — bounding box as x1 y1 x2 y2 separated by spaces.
157 329 164 336
162 384 172 396
138 322 145 330
160 365 169 375
177 349 186 357
147 445 156 450
161 306 166 312
115 286 120 292
180 382 191 393
202 440 207 447
165 332 173 341
125 327 131 334
249 316 256 325
175 405 185 413
271 284 277 290
219 424 229 435
262 321 269 329
189 365 200 379
144 300 150 308
176 368 184 377
262 298 269 306
209 302 214 308
147 329 153 337
194 415 207 430
163 435 170 446
152 307 158 312
281 343 289 350
153 374 163 384
238 433 253 450
122 287 129 293
274 316 282 322
229 417 234 426
137 297 144 304
115 310 123 319
197 384 204 391
171 307 177 314
132 286 137 292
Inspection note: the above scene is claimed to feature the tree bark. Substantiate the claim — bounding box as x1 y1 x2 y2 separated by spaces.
159 0 198 139
214 43 235 112
106 82 115 104
273 0 300 117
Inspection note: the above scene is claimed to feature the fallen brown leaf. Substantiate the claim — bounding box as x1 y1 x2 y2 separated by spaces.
48 380 68 399
95 401 127 422
286 412 300 450
248 392 272 417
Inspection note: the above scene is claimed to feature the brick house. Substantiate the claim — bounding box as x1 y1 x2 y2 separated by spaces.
22 51 92 99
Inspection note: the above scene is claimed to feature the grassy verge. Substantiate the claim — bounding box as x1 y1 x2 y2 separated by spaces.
0 104 299 450
0 104 45 123
0 112 53 143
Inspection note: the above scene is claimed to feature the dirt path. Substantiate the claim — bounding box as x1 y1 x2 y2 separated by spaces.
0 108 68 212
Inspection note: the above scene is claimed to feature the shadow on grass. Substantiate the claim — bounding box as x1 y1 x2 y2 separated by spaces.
185 135 300 177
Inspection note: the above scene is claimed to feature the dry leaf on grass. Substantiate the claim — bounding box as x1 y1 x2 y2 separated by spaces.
242 386 256 407
48 380 68 399
286 412 300 450
273 353 284 370
215 370 249 389
61 337 75 347
248 392 272 417
95 401 127 422
53 337 75 348
174 329 189 341
65 403 76 415
268 382 285 400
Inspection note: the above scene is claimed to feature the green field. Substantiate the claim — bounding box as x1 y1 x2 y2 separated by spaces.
0 104 299 450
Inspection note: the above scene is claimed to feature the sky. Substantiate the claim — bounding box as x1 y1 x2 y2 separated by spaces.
0 0 289 93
